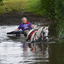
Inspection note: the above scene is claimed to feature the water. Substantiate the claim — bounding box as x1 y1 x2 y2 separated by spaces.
0 25 64 64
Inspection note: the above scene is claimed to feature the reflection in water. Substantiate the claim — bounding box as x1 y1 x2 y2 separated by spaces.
0 42 49 64
28 43 49 58
23 43 28 52
49 39 64 64
23 43 49 63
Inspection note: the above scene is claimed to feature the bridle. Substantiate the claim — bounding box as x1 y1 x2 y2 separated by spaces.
30 27 48 42
40 28 48 40
32 27 48 42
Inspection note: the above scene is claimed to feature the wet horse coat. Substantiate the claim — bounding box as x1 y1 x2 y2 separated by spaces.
27 26 49 43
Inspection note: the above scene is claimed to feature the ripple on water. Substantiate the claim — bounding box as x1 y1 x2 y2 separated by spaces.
0 42 49 64
0 25 49 64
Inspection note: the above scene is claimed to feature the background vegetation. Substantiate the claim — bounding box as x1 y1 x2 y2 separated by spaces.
0 0 64 37
26 0 64 37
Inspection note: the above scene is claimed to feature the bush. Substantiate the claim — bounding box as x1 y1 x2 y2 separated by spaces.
49 21 64 37
40 0 64 37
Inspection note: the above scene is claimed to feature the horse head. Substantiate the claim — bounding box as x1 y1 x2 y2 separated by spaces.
27 26 49 43
40 26 49 42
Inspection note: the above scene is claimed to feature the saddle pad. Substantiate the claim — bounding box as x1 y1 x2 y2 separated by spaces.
28 30 37 39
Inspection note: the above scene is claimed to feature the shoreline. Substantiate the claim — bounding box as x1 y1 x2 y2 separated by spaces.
0 11 50 25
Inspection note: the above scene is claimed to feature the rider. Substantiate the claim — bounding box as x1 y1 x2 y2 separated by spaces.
14 17 34 36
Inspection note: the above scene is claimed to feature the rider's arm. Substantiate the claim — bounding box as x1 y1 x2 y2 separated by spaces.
14 24 22 31
31 25 34 29
29 22 34 29
14 28 19 31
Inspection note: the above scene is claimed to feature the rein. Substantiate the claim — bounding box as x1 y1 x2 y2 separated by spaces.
28 29 38 39
40 28 48 39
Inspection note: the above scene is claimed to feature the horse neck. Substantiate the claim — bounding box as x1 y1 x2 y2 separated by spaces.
36 27 42 37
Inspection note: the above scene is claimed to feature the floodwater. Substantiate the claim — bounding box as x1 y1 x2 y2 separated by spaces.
0 25 64 64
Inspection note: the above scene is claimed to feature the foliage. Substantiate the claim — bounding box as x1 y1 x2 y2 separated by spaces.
0 0 64 37
50 0 64 37
25 0 46 15
0 0 2 2
40 0 64 37
49 21 64 37
0 0 30 13
41 0 55 20
0 0 4 6
26 0 64 37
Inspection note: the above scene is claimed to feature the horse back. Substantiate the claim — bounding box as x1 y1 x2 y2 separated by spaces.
27 29 38 39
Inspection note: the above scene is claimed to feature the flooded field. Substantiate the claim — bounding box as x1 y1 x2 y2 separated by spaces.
0 25 64 64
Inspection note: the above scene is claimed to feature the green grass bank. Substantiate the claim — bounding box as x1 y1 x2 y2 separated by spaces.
0 0 44 15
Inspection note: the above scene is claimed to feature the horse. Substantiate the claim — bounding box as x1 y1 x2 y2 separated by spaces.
26 26 49 43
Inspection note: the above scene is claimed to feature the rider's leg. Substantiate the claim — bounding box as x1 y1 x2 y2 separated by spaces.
13 31 22 34
24 30 29 36
13 31 23 37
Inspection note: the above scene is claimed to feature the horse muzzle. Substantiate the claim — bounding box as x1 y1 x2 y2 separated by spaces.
41 36 48 42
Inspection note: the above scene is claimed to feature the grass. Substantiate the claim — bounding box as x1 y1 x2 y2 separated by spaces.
0 0 30 13
0 0 46 15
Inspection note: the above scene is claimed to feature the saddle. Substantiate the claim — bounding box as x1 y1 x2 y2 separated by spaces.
26 29 38 41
